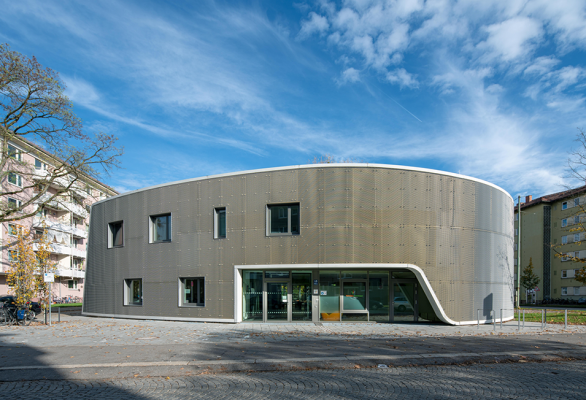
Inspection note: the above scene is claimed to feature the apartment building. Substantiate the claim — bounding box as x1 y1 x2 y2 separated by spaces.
1 137 117 301
514 186 586 303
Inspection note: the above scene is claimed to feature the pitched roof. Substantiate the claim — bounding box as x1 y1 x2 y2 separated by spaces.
517 185 586 211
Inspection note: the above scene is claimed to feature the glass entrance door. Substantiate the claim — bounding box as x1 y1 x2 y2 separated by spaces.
392 281 418 322
341 281 368 321
265 282 289 321
292 272 312 321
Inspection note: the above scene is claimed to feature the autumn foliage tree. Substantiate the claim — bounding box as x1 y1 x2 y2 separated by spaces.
0 43 122 223
520 257 540 302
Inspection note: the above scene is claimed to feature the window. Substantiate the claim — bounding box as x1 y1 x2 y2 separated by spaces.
575 198 580 207
562 235 568 245
34 158 47 170
515 213 518 221
562 219 567 227
575 216 581 224
124 279 142 306
8 223 18 236
562 254 569 261
561 287 568 296
8 173 22 187
515 228 518 236
7 198 22 211
68 280 78 289
514 243 518 251
108 221 124 248
562 202 568 210
575 233 581 242
214 208 226 239
179 277 205 306
7 145 20 161
574 287 581 295
150 214 171 242
267 204 300 235
562 270 568 278
8 250 17 262
514 259 518 266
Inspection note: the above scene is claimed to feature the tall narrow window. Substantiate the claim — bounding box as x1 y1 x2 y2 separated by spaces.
35 159 42 170
125 279 142 305
214 208 226 239
267 204 300 235
562 235 568 244
7 145 20 160
108 221 124 248
150 214 171 242
575 198 580 207
179 277 205 306
562 202 568 210
562 219 567 227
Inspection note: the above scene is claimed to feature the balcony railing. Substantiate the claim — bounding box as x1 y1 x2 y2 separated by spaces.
33 194 88 219
55 268 85 279
32 218 88 239
32 243 87 259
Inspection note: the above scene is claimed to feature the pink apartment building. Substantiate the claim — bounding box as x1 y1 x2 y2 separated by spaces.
1 137 117 301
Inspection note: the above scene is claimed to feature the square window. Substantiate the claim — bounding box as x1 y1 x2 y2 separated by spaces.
214 208 226 239
561 287 568 295
562 219 567 227
7 198 22 211
267 204 300 235
150 214 171 242
124 279 142 306
8 173 22 187
68 280 78 289
7 145 20 161
179 277 205 306
575 198 580 207
562 202 568 210
108 221 124 248
562 235 568 245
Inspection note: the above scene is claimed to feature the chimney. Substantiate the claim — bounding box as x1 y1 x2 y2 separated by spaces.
525 195 532 203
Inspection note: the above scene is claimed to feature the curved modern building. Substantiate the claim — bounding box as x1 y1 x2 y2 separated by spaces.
83 164 514 325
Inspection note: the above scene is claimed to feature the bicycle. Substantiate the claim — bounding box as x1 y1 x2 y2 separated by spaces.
0 302 35 326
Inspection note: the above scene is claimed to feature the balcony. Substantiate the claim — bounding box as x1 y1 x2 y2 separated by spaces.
32 218 88 239
70 247 87 259
56 268 85 279
33 194 88 219
32 243 87 259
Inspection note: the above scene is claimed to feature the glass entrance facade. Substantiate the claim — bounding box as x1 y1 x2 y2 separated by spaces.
242 269 438 323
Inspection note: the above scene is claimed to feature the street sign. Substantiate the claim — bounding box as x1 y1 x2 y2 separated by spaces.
44 273 54 283
535 286 540 291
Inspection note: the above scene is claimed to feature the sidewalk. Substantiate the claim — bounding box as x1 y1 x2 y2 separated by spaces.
1 314 586 381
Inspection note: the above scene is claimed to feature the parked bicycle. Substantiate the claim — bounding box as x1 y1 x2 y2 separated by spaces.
0 301 36 326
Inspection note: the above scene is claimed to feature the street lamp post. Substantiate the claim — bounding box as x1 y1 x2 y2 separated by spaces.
517 195 521 309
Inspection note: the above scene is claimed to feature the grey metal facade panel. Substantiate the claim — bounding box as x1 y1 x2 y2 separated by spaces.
84 165 514 324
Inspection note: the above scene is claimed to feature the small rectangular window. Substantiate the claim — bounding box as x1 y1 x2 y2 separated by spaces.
267 204 300 235
575 233 581 242
7 145 20 161
562 235 568 244
68 280 78 289
561 287 568 296
8 250 18 262
179 277 205 307
214 208 226 239
8 223 18 236
108 221 124 248
575 198 580 207
515 228 518 236
575 216 581 224
562 202 568 210
150 214 171 242
124 279 142 306
514 213 518 221
574 287 580 295
562 219 567 227
562 270 568 278
514 243 517 251
7 198 22 211
35 159 42 170
8 173 22 187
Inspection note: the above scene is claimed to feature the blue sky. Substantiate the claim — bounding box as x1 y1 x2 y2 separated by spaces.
1 0 585 198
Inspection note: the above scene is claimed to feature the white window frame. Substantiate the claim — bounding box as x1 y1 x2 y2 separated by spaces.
214 207 226 239
149 213 171 243
562 235 568 245
7 198 22 212
562 219 567 227
574 287 581 295
124 278 143 306
67 279 78 290
8 250 18 262
562 270 568 278
7 223 18 237
108 220 124 248
562 202 568 210
561 287 568 296
7 144 20 161
7 172 22 187
575 233 581 242
178 277 205 307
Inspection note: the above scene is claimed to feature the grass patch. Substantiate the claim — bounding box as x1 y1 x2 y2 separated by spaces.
51 303 82 308
517 309 586 325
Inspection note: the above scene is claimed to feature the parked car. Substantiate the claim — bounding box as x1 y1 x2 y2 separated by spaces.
578 297 586 305
393 296 413 312
0 295 42 315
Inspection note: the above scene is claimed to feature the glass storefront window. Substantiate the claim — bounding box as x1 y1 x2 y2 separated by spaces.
243 271 263 321
319 271 340 321
292 272 312 321
265 271 290 279
369 271 389 322
340 271 367 280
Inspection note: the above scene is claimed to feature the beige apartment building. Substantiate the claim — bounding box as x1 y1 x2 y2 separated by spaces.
515 186 586 303
1 137 117 301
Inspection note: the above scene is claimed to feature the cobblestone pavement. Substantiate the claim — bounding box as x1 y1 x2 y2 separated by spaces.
0 360 583 399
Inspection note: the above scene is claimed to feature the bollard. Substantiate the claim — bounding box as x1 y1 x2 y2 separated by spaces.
518 308 520 331
544 309 547 328
500 309 502 329
493 310 496 332
477 309 480 329
564 309 567 329
541 309 545 330
58 306 61 323
523 309 525 328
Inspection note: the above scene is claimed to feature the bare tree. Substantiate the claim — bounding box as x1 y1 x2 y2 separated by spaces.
310 153 364 164
0 43 122 223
